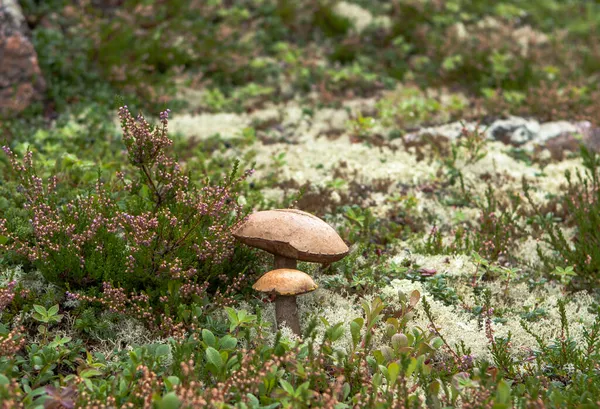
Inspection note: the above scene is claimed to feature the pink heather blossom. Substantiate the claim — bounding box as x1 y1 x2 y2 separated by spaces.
0 107 256 335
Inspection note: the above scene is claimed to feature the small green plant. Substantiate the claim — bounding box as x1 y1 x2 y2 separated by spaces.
551 266 576 286
31 304 63 344
376 87 466 129
340 205 404 251
437 124 488 206
347 113 376 140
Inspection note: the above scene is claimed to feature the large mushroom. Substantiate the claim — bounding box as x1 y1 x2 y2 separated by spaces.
233 209 349 269
253 268 317 335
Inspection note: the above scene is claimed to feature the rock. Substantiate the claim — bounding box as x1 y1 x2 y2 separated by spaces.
543 132 583 160
0 0 46 114
403 116 589 157
404 121 482 142
486 116 540 146
537 121 578 143
577 121 600 153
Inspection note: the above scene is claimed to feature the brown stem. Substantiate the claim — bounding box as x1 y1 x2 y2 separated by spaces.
141 164 162 208
274 255 297 269
275 295 301 336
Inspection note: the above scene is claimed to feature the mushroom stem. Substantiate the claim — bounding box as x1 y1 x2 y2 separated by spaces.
275 295 301 336
274 255 297 269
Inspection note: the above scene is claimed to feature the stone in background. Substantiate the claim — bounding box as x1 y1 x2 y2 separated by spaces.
0 0 46 114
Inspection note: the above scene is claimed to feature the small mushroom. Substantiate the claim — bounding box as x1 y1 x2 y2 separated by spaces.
233 209 349 269
253 268 317 335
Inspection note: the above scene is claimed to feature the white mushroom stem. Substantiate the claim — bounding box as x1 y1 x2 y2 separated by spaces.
275 295 302 336
274 254 297 269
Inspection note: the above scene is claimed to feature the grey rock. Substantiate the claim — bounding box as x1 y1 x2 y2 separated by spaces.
537 121 579 143
486 116 540 146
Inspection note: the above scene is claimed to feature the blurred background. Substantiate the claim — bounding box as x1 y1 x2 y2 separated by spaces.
2 0 599 124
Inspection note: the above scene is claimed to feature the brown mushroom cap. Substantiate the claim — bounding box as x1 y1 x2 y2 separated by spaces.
252 268 318 296
233 209 349 263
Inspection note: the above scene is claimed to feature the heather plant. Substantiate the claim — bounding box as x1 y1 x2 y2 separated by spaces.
340 205 405 250
417 186 525 264
0 107 255 300
523 145 600 288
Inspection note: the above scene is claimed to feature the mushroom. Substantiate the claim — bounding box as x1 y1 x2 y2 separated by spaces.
253 268 317 335
233 209 349 269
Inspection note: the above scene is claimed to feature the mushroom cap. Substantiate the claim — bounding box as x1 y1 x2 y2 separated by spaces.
252 268 317 296
233 209 349 263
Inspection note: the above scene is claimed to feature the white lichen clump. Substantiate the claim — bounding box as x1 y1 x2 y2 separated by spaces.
332 2 373 33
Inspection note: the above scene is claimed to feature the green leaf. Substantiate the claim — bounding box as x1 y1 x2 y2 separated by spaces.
342 382 351 400
47 304 59 316
158 392 181 409
406 357 418 377
225 307 239 330
379 365 389 379
297 381 310 393
246 393 259 405
279 379 295 395
32 305 46 315
27 386 47 397
80 369 103 378
350 318 363 347
167 376 180 386
202 329 216 348
119 378 128 396
220 351 229 365
205 347 223 370
495 379 511 404
49 336 71 348
226 355 240 369
372 373 382 388
0 374 9 385
156 344 170 357
83 378 93 392
0 235 8 245
387 362 400 386
326 323 345 342
431 337 443 350
219 335 237 350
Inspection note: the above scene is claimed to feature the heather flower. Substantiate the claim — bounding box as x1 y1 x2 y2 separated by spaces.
0 106 255 336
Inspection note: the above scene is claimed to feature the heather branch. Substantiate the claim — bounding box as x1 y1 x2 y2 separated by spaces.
421 297 462 365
